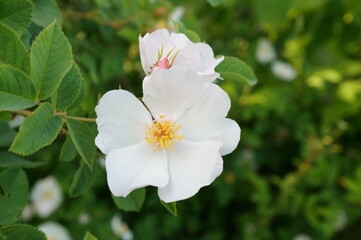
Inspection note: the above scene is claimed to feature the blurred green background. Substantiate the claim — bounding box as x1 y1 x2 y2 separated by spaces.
10 0 361 239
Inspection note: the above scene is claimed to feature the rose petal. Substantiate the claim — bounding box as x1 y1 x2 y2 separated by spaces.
177 83 240 155
143 66 205 121
158 140 223 203
95 90 152 154
106 141 168 197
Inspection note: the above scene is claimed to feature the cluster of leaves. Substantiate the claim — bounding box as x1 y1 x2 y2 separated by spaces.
1 0 361 239
0 0 255 239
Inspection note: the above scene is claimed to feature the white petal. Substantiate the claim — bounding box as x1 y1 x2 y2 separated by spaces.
158 140 223 203
195 43 224 82
179 118 240 156
142 66 205 121
95 90 152 154
106 141 168 197
177 83 240 155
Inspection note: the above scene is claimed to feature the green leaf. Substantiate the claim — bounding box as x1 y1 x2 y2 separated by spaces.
30 21 73 100
32 0 62 27
112 188 146 212
160 201 177 217
83 231 98 240
0 23 29 73
216 56 258 85
0 168 28 224
69 160 97 197
0 121 16 148
59 135 77 162
172 21 201 43
1 224 46 240
55 64 84 111
66 119 96 169
10 103 63 155
0 64 36 111
68 73 86 110
0 151 44 168
0 0 33 35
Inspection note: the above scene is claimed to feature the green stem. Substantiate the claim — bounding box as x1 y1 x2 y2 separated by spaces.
9 110 96 123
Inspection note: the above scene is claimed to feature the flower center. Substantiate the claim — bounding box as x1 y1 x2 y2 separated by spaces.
149 45 180 73
145 115 183 151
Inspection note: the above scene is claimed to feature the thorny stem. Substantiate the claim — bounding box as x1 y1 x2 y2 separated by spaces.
9 109 96 123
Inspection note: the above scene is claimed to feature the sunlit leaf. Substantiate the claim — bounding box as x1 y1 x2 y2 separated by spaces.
216 56 257 85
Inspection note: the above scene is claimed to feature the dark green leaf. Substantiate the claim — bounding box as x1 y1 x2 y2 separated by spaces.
59 135 77 162
0 23 29 73
10 103 63 155
66 119 96 169
112 188 146 212
69 160 97 197
0 0 33 35
55 64 84 111
0 64 36 111
160 200 177 217
0 121 16 147
0 151 44 168
0 168 28 224
1 224 46 240
30 22 73 100
216 56 258 85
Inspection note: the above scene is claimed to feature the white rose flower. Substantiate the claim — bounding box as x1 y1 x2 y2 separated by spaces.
334 210 347 231
8 115 25 129
38 222 72 240
139 28 224 82
271 61 297 81
110 215 133 240
95 66 240 202
30 176 63 218
255 38 276 64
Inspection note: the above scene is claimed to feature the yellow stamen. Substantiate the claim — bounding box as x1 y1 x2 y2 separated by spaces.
145 115 183 151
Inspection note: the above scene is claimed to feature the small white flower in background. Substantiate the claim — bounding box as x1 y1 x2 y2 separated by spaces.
334 210 347 231
255 38 276 64
292 233 312 240
8 115 25 129
30 176 63 218
167 6 185 31
110 215 133 240
139 28 224 82
95 66 240 202
271 60 297 81
21 204 33 221
78 211 91 225
38 222 72 240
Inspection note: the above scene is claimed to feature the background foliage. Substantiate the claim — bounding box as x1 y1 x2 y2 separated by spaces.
1 0 361 239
